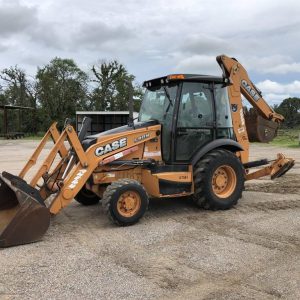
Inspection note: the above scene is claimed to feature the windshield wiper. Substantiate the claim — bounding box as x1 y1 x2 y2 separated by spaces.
163 86 173 107
162 86 173 119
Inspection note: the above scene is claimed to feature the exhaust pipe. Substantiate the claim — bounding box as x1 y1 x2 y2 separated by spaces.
77 117 92 142
0 172 50 247
125 79 134 127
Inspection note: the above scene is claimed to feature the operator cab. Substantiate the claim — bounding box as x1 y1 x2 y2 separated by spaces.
139 74 234 162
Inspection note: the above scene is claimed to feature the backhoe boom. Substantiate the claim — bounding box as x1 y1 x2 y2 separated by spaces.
217 55 283 122
216 54 294 178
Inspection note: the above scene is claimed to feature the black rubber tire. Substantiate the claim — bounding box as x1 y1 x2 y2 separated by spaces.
193 149 244 210
102 179 149 226
74 187 100 206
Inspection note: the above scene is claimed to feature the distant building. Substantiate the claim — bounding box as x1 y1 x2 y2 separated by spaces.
76 111 139 135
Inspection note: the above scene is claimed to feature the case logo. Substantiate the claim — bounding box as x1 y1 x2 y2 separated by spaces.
95 138 127 156
241 79 260 102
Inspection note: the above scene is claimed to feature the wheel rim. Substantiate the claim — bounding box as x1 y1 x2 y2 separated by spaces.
117 190 141 217
212 165 237 198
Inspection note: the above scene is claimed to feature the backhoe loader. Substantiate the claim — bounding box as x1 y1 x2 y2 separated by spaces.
0 55 295 247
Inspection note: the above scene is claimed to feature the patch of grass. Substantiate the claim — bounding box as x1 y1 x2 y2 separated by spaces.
270 128 300 148
22 132 45 140
0 134 44 141
23 135 43 140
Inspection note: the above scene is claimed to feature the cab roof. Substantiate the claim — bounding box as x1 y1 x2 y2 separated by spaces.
142 74 228 88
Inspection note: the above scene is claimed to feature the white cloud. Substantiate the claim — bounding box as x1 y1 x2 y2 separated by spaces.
0 1 37 36
263 93 292 105
73 21 134 51
244 56 300 75
173 54 220 75
179 34 233 55
255 80 300 105
262 62 300 74
0 0 299 85
0 42 8 52
256 80 300 94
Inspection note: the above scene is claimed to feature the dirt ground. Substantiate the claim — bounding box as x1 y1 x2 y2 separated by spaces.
0 140 299 300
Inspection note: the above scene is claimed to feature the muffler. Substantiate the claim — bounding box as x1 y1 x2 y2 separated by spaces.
0 172 50 248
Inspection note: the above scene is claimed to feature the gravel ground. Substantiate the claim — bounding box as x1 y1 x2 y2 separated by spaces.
0 140 299 299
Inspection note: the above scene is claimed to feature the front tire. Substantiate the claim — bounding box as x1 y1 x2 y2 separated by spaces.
74 187 100 206
193 149 244 210
102 179 149 226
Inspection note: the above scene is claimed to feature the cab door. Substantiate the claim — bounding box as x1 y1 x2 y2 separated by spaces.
175 82 215 161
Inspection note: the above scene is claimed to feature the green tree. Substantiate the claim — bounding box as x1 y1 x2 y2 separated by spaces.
0 88 4 133
0 66 26 106
0 66 37 133
274 97 300 128
36 58 88 130
0 87 5 105
91 60 142 112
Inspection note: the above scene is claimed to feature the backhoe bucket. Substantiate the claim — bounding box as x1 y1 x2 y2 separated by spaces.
245 110 279 143
0 172 50 248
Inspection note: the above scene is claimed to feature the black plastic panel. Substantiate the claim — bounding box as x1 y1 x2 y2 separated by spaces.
159 179 192 195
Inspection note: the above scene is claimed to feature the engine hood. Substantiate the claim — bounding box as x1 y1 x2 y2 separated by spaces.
81 120 159 151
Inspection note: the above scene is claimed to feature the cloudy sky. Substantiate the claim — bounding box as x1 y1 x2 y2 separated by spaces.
0 0 299 104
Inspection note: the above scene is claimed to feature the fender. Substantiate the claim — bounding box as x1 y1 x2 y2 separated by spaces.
191 139 243 166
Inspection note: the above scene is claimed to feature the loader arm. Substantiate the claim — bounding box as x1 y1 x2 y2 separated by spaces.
39 124 161 214
19 122 68 179
216 55 294 179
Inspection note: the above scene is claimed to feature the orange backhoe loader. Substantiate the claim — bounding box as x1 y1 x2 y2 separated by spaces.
0 55 295 247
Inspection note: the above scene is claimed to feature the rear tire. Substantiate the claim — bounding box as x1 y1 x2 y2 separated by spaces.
102 179 149 226
74 187 100 206
193 149 244 210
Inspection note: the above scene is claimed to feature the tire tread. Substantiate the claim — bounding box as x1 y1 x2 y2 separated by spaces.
193 149 244 210
102 179 148 226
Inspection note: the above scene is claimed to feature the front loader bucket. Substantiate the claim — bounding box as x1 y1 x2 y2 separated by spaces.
0 172 50 248
245 110 279 143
